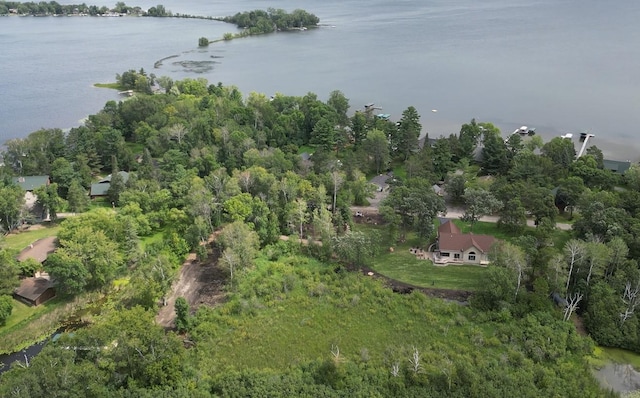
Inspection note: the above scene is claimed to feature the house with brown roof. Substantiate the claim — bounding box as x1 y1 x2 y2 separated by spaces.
14 275 56 306
434 219 496 265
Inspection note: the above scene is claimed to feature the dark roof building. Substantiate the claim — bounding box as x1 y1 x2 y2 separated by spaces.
12 175 49 191
90 171 129 198
14 277 56 306
603 159 632 175
417 136 438 150
369 173 393 192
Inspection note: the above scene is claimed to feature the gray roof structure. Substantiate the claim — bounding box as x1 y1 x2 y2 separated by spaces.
369 173 393 191
603 159 632 175
91 171 129 197
12 175 49 191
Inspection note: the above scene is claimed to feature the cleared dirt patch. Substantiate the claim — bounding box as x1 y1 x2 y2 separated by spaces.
156 242 227 329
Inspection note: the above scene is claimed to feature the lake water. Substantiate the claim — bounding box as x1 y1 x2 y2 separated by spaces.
1 0 639 160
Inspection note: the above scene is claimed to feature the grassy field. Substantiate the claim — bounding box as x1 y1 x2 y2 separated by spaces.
452 219 514 240
0 300 47 331
356 219 572 291
391 162 407 180
453 219 572 250
2 224 61 251
192 256 488 371
126 141 145 154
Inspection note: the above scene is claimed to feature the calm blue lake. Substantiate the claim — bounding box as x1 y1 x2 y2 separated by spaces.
1 0 639 159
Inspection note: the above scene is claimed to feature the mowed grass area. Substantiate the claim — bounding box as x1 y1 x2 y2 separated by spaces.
297 145 315 154
358 220 572 291
372 248 486 291
355 224 486 291
141 230 164 249
2 224 61 251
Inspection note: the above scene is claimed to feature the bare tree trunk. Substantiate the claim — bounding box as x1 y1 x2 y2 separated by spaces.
563 292 583 321
620 280 640 325
564 240 585 294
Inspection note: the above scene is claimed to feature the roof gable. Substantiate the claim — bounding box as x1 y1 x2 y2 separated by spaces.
438 220 461 235
438 231 496 253
97 171 129 184
90 183 110 197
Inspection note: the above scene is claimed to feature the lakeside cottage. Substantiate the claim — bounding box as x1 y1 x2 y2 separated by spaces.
434 219 496 265
12 175 50 221
90 171 129 199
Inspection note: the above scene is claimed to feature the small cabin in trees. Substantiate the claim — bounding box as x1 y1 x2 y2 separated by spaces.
14 276 56 306
433 219 496 265
12 175 50 220
89 171 129 199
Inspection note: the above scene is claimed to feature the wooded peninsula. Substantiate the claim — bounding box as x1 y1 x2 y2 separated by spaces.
0 65 639 396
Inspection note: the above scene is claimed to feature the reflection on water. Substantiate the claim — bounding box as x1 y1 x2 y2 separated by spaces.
594 363 640 394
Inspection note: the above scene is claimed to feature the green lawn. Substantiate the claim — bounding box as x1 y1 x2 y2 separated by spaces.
371 248 486 290
453 219 573 250
126 141 145 154
356 224 486 290
297 145 315 154
141 230 164 249
391 162 407 180
0 300 43 331
2 224 61 251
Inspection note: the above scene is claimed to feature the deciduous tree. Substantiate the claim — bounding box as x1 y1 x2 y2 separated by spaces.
363 129 389 174
461 188 502 232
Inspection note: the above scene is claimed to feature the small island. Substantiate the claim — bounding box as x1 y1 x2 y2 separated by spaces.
203 9 320 46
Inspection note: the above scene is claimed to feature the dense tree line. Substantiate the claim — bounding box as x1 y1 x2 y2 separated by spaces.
223 8 319 34
0 1 146 16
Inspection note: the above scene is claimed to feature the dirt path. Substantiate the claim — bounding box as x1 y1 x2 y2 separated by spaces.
156 232 225 329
